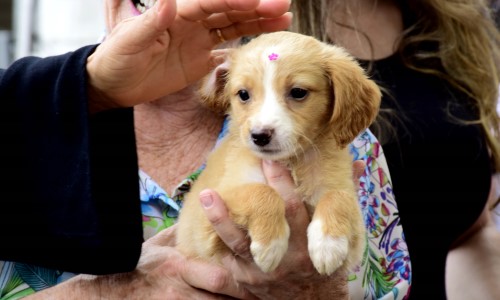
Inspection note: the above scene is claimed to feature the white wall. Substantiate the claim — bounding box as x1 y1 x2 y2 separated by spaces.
14 0 105 59
0 30 9 67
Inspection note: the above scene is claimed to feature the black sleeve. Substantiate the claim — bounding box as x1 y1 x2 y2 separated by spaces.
383 118 491 300
0 45 143 275
374 68 492 299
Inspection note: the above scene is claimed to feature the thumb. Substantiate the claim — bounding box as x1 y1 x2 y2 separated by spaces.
352 160 366 188
262 160 310 227
199 189 252 260
262 160 295 200
154 0 177 30
262 160 296 202
123 0 176 47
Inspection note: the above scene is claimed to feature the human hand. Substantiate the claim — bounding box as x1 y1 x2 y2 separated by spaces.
26 226 252 300
199 159 365 299
86 0 292 112
353 159 366 186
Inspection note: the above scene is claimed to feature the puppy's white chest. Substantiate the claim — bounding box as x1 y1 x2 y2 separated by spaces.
240 164 266 184
226 161 266 185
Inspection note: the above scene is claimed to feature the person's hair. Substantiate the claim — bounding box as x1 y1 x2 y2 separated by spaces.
291 0 500 171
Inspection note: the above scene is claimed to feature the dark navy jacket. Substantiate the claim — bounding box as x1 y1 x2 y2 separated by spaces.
0 45 143 274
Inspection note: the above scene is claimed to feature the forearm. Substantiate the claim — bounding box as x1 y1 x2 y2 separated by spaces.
25 272 145 300
0 48 143 274
24 275 104 300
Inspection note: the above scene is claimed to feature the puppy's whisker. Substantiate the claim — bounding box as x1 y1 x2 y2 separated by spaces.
308 140 322 159
292 143 301 159
285 137 302 159
297 130 321 158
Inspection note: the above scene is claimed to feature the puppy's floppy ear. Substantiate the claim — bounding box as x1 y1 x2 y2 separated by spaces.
325 45 381 148
197 50 232 114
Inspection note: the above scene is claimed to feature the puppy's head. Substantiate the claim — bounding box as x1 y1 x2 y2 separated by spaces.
200 32 381 160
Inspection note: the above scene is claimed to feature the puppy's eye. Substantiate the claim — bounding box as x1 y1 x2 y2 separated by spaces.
289 88 308 100
238 90 251 102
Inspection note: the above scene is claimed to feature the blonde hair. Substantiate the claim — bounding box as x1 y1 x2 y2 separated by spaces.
291 0 500 171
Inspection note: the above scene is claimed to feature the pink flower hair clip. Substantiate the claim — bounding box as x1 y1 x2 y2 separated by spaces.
268 53 279 61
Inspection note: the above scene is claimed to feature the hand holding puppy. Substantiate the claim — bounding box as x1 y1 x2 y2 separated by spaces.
26 226 255 300
28 158 362 300
200 160 365 299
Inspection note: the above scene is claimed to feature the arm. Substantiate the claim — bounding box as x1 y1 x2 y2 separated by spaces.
0 47 142 274
24 226 253 300
0 0 292 275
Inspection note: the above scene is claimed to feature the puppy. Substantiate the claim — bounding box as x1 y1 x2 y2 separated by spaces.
176 31 381 275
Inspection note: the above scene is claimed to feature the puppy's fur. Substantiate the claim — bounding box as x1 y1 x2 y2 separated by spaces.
176 31 381 275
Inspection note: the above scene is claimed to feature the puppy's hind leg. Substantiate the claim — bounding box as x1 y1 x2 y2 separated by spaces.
221 183 290 273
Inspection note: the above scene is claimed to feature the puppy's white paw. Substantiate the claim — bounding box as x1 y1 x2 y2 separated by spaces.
250 224 290 273
307 219 348 275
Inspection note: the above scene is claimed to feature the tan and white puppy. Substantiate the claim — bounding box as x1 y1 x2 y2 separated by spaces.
176 31 381 275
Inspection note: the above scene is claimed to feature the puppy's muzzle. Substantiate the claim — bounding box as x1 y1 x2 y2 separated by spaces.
251 128 274 147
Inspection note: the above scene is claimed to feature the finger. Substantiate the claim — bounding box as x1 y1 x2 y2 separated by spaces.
145 224 177 246
199 189 253 261
213 13 292 42
179 0 261 21
262 160 296 202
352 160 366 187
181 258 251 299
262 160 310 229
202 0 292 29
252 0 292 18
155 0 177 29
221 254 269 286
109 0 175 53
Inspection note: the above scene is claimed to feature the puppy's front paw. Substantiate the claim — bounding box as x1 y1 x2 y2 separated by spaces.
307 219 348 275
250 223 290 273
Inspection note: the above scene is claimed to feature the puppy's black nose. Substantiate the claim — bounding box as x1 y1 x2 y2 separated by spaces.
251 129 273 146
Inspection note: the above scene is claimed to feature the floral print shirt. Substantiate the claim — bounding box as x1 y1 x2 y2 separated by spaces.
0 123 411 300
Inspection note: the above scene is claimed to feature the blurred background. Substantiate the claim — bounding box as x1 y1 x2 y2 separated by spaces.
0 0 500 226
1 0 500 69
0 0 104 68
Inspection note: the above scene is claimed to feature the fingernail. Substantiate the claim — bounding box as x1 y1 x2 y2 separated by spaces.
200 191 214 208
